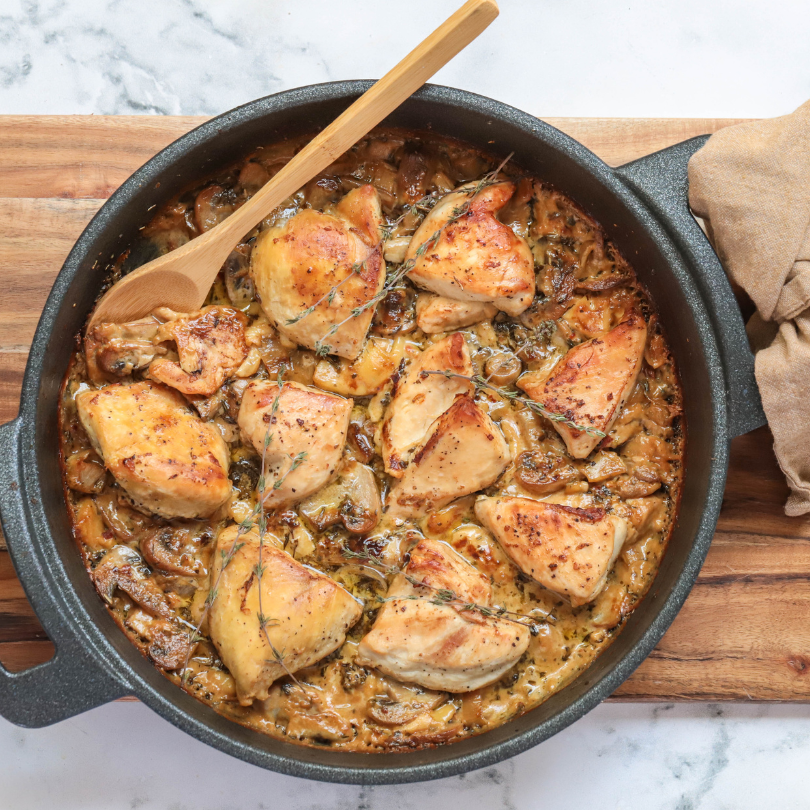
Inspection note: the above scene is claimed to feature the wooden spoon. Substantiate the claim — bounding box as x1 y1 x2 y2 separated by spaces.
89 0 499 326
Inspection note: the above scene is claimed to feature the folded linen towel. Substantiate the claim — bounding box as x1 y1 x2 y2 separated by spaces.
689 100 810 515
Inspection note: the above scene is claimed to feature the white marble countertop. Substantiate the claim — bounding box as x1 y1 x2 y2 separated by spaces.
1 0 809 807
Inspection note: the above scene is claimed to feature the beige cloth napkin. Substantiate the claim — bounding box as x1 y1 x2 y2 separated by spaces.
688 100 810 515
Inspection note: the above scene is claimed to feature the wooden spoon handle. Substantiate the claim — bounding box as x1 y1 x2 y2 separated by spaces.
88 0 498 327
211 0 499 252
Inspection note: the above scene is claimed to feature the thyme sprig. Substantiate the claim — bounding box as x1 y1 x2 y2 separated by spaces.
341 547 544 634
312 157 514 357
485 320 557 383
180 369 309 692
254 372 309 693
421 369 607 438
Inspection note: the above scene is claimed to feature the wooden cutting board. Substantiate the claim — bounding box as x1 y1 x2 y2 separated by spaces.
1 115 808 703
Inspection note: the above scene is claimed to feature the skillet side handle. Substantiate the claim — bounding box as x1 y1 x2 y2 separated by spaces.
614 136 766 438
0 418 127 727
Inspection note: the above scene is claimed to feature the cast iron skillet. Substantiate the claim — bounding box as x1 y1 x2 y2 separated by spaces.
0 82 765 784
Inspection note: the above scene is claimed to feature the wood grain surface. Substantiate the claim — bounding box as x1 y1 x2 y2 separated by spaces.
1 114 807 703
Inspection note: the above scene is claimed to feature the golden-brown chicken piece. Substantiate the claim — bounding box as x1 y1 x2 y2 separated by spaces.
381 332 473 477
209 526 362 705
415 294 498 334
238 380 352 508
517 311 648 458
312 335 419 397
387 395 511 519
76 381 231 519
475 496 628 606
149 307 248 397
250 185 385 359
405 181 535 316
356 538 529 692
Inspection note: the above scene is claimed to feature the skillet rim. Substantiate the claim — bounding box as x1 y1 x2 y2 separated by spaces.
12 81 728 783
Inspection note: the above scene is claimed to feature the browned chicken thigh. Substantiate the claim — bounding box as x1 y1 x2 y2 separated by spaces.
386 395 511 519
149 306 248 396
209 526 363 705
238 379 352 508
476 496 628 606
415 294 498 334
250 184 385 359
405 181 535 316
356 538 530 691
84 306 248 396
75 381 231 519
517 311 648 458
381 332 473 477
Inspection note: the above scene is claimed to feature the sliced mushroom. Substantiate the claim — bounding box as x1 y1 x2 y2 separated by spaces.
574 273 631 293
92 545 177 620
281 689 355 742
299 459 382 535
607 475 662 499
140 523 212 576
484 351 522 387
223 245 255 310
144 618 193 670
84 316 165 384
514 450 581 495
367 682 448 726
124 607 192 671
194 184 236 233
94 491 155 543
367 698 431 726
347 413 376 463
228 453 261 500
238 161 271 197
371 288 417 336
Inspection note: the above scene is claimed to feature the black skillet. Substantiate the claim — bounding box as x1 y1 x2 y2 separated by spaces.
0 82 765 783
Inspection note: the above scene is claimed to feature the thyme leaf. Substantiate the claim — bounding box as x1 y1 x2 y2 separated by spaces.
420 370 607 438
341 546 543 634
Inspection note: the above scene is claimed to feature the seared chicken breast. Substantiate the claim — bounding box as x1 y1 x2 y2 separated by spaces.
387 395 511 519
76 381 231 519
209 526 363 705
149 306 248 397
356 538 530 692
238 380 352 508
405 181 535 316
475 496 628 606
381 332 473 477
415 294 498 334
250 185 385 359
517 311 648 458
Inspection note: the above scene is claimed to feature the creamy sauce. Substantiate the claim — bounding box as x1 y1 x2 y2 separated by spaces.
59 128 683 752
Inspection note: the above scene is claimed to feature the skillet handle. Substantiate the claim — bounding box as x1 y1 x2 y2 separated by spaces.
614 137 766 438
0 418 127 727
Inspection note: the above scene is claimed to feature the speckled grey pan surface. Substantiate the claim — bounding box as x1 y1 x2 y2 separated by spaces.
0 82 765 784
